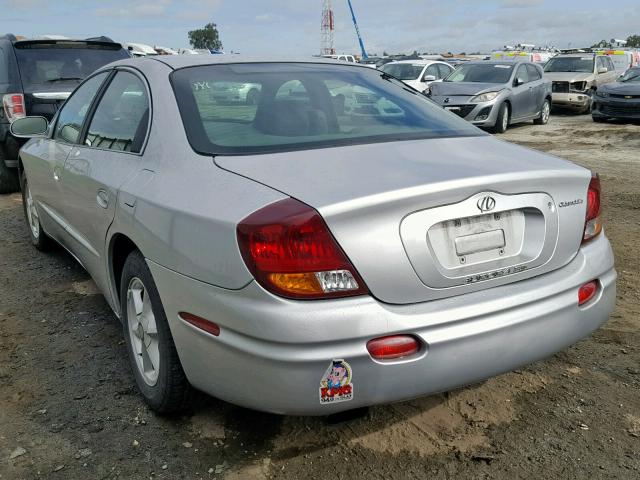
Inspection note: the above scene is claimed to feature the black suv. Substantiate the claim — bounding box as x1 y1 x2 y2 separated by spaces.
0 35 130 192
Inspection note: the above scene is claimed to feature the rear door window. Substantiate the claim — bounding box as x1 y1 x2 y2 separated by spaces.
54 72 109 144
85 71 150 153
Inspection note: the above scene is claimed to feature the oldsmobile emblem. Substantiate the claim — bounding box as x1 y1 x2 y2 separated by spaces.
477 195 496 212
444 97 450 103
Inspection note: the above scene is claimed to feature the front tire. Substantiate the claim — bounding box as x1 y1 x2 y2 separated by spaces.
492 103 510 134
21 174 54 251
121 250 192 413
534 99 551 125
592 115 607 123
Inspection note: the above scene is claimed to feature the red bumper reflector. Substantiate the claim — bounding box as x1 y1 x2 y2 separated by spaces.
179 312 220 336
578 281 598 306
367 335 420 360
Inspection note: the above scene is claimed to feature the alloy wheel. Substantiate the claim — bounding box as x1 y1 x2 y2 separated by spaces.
127 277 160 386
25 183 40 240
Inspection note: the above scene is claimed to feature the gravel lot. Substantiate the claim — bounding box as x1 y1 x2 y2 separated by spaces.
1 114 639 479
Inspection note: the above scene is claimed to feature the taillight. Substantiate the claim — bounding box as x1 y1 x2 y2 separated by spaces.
236 198 369 299
367 335 420 360
2 94 26 123
583 174 602 243
578 280 598 306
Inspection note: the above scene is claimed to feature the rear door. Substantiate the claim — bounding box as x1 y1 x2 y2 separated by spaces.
526 64 545 113
60 69 150 292
510 64 533 119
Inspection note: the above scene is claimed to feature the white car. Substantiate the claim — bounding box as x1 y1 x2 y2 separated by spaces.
124 42 158 57
323 54 357 63
380 60 454 92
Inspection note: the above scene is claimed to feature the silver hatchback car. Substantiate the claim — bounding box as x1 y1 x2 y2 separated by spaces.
12 56 615 415
429 61 552 133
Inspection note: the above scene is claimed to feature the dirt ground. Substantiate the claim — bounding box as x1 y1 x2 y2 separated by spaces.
1 114 639 480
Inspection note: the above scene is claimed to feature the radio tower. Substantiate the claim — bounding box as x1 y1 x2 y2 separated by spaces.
321 0 335 56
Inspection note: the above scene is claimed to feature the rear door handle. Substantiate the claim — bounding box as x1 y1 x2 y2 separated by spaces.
96 189 109 209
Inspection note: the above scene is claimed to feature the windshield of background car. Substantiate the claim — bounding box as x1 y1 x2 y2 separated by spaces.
443 64 514 83
14 42 129 87
544 57 594 73
379 63 424 80
619 69 640 83
171 63 482 155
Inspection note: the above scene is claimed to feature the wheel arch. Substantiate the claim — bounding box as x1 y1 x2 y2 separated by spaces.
109 233 142 315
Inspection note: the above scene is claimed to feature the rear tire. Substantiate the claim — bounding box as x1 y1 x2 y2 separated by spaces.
121 250 192 414
492 103 510 134
20 174 54 251
0 149 20 194
534 99 551 125
592 116 607 123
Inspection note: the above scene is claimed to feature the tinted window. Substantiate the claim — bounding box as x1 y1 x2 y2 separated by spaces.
380 63 424 80
86 72 149 153
14 43 128 88
171 63 481 155
544 57 594 73
0 47 7 84
444 64 514 83
54 72 109 144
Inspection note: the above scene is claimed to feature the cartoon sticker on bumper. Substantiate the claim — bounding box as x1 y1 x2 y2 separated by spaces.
319 359 353 404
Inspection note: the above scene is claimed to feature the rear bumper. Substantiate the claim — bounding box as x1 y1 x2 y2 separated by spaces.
149 234 616 415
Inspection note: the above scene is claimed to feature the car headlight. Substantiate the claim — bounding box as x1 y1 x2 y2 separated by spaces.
596 90 609 98
469 91 501 103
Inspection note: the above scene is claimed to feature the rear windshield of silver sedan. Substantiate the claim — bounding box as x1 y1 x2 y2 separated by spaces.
170 63 482 155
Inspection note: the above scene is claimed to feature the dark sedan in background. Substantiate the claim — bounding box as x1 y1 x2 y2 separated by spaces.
592 67 640 122
428 61 552 133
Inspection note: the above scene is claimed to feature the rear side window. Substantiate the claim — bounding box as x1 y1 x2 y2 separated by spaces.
54 72 109 144
86 71 149 153
171 63 482 156
0 47 7 84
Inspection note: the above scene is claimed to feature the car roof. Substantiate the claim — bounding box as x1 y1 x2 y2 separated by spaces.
114 55 370 70
555 53 595 57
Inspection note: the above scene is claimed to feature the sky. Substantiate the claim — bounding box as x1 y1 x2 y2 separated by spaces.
1 0 639 55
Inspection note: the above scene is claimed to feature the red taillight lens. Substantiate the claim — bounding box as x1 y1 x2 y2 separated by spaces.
237 198 369 299
583 174 602 243
2 93 26 123
578 280 598 306
367 335 421 360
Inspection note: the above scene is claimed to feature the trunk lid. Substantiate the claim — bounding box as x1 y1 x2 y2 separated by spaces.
216 136 591 304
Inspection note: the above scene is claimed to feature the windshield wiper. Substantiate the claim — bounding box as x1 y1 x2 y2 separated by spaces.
46 77 83 83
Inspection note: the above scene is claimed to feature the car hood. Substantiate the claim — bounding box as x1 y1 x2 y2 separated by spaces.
543 72 593 83
429 82 502 97
599 81 640 95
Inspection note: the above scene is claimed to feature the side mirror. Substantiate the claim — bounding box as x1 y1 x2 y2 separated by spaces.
9 116 49 138
514 77 525 87
598 67 608 74
422 74 436 82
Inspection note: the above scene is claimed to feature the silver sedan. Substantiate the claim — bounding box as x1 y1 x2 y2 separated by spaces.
12 56 615 415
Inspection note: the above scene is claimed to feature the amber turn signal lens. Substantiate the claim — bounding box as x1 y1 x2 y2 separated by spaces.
267 273 324 296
